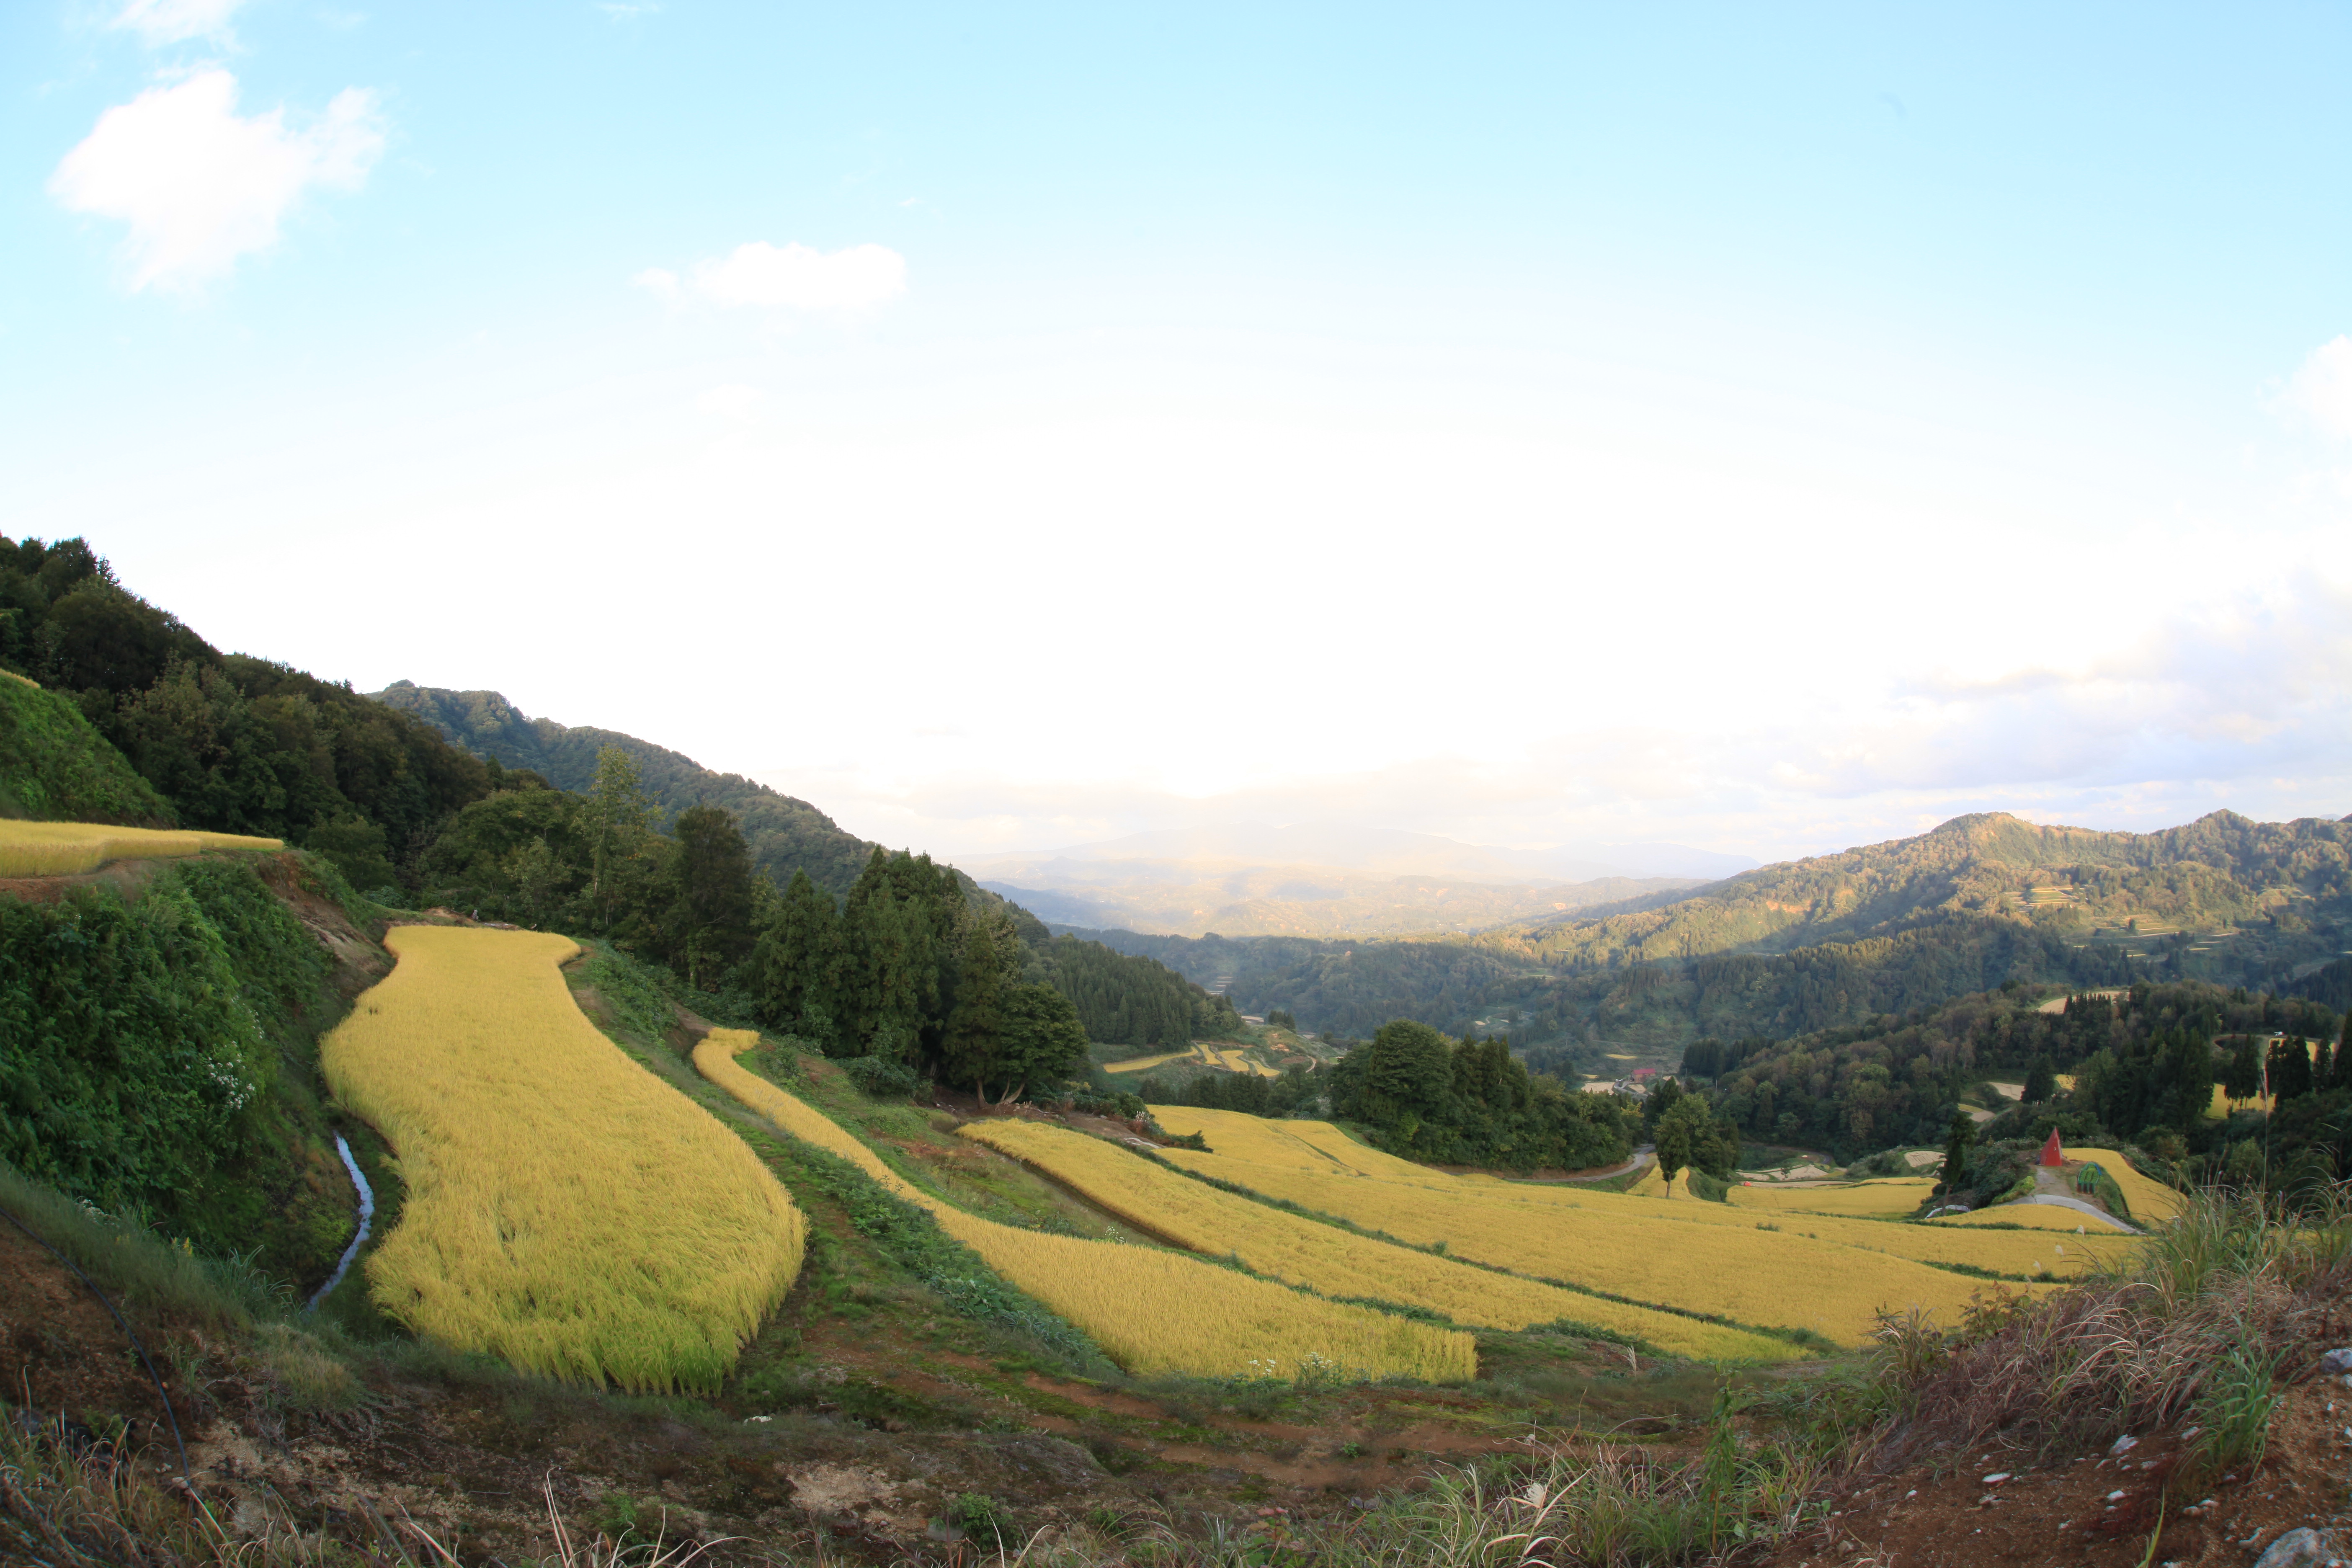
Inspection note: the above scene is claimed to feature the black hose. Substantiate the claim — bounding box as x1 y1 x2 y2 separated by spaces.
0 1204 189 1479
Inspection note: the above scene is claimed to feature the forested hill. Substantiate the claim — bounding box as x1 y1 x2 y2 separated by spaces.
1077 810 2352 1056
1685 978 2342 1161
1476 810 2352 972
372 682 875 897
1 536 491 888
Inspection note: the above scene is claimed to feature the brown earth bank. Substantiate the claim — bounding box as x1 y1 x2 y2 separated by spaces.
1761 1354 2352 1568
5 1214 1715 1563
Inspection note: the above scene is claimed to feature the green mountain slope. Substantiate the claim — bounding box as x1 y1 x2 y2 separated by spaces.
1481 810 2352 969
0 671 175 825
1086 811 2352 1053
372 682 877 897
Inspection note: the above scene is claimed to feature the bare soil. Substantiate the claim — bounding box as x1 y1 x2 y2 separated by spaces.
1763 1363 2352 1567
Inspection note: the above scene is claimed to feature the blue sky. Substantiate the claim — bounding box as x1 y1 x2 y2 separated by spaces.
5 2 2351 865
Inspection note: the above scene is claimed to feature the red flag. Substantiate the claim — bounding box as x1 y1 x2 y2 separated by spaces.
2039 1128 2064 1167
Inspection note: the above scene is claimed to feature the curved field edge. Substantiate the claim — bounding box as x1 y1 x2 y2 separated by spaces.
0 818 281 876
322 927 805 1393
957 1117 1804 1365
692 1029 1474 1382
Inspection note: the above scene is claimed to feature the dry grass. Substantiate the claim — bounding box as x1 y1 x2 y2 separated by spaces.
322 928 805 1392
0 819 280 876
961 1119 1803 1362
1867 1186 2352 1472
695 1032 1473 1382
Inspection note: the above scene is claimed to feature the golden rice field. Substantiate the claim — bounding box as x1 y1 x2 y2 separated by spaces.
958 1119 1800 1362
1931 1203 2130 1233
1500 1165 2135 1277
1103 1050 1196 1076
2096 1158 2182 1222
694 1033 1472 1382
1154 1108 2137 1278
1142 1109 2146 1344
323 928 805 1393
1725 1179 1937 1217
0 819 282 877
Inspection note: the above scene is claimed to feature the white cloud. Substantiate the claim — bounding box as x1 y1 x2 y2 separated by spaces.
630 266 679 300
49 70 385 292
112 0 248 45
696 384 766 420
684 241 906 311
2282 336 2352 441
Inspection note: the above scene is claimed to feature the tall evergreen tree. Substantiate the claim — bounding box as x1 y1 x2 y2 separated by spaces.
653 805 757 988
2223 1035 2264 1105
1937 1107 1975 1196
749 869 844 1040
941 911 1024 1097
2021 1056 2057 1104
2270 1035 2316 1102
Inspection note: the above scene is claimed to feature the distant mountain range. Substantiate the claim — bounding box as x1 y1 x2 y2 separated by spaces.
1075 809 2352 1048
956 823 1745 939
960 824 1754 884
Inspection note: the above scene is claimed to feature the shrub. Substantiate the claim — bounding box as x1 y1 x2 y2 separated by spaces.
838 1055 920 1100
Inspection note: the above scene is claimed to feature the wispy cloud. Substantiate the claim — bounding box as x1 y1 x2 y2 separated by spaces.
636 240 908 312
50 70 385 292
751 575 2352 862
111 0 248 46
2282 335 2352 441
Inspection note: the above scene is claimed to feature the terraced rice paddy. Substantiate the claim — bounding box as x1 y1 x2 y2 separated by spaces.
959 1119 1800 1362
2097 1158 2182 1222
1726 1179 1937 1217
1148 1107 2139 1345
1931 1203 2128 1232
1102 1050 1196 1076
0 819 281 876
322 928 805 1393
695 1033 1473 1382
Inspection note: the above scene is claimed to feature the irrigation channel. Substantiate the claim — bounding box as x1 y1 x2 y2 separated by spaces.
307 1133 376 1312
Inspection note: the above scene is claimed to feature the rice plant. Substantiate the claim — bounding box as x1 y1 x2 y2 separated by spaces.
962 1119 1799 1362
694 1031 1473 1382
0 819 281 877
322 928 806 1392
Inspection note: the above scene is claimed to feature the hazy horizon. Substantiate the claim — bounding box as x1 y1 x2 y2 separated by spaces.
8 4 2350 864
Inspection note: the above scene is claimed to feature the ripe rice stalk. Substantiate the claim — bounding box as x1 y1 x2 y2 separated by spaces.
1148 1137 2099 1346
959 1119 1803 1362
0 819 281 877
694 1032 1472 1382
1153 1106 2138 1290
322 928 805 1393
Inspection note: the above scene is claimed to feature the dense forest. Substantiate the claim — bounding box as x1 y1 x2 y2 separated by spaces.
1682 978 2344 1166
1026 934 1240 1050
0 535 1227 1105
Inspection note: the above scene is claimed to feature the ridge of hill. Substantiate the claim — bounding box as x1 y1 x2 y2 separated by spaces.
0 671 175 825
1483 809 2352 968
371 682 877 897
1077 811 2352 1055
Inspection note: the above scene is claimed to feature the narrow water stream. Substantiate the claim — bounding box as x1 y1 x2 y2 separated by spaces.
306 1133 375 1313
